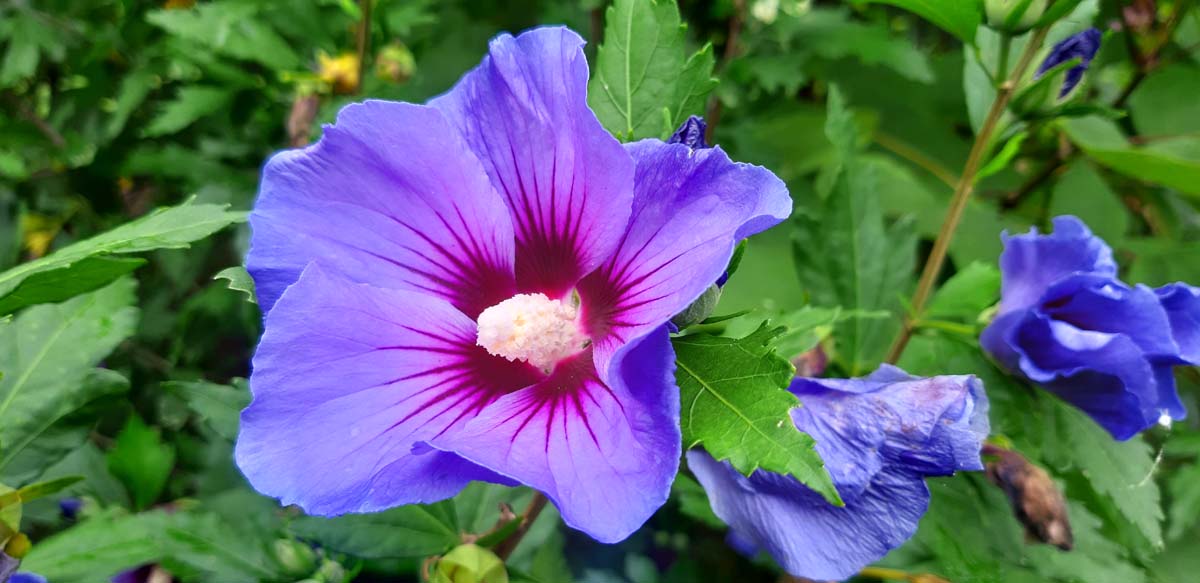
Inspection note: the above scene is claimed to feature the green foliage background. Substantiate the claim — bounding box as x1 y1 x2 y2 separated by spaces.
1 0 1199 582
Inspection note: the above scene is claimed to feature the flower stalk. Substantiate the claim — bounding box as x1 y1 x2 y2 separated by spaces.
885 26 1051 364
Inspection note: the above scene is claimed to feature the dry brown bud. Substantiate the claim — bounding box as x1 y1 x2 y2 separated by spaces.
984 445 1074 550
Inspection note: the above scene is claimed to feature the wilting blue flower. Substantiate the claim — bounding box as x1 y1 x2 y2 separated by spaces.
237 27 790 543
688 366 989 581
981 216 1197 440
1036 28 1101 97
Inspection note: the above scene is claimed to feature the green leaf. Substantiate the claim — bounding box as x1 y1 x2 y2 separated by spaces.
166 379 250 441
859 0 982 43
1128 65 1200 137
159 511 287 582
1049 161 1130 244
214 265 257 304
0 256 145 316
289 501 460 559
925 262 1001 321
146 4 301 70
794 90 916 374
0 369 130 486
0 201 245 316
1063 116 1200 197
19 509 170 582
1044 404 1164 553
107 414 176 510
672 325 841 506
0 280 139 474
0 475 83 509
588 0 717 141
142 86 235 137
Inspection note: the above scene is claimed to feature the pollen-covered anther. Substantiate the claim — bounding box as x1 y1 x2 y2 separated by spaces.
476 293 588 371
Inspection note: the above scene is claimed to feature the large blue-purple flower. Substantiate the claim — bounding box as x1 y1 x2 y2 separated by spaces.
981 216 1197 440
688 366 989 581
1036 28 1101 97
235 27 790 543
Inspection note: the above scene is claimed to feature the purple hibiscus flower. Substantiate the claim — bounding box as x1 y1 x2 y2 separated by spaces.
981 216 1198 440
1036 28 1101 97
688 366 989 581
235 27 790 543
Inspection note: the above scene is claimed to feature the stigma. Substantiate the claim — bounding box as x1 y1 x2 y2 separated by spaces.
476 293 588 371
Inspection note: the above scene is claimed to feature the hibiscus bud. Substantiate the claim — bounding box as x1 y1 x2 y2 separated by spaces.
1011 29 1101 117
376 43 416 84
434 544 509 583
314 560 348 583
4 533 30 559
668 115 709 149
984 445 1074 550
671 284 721 330
274 539 318 576
985 0 1048 33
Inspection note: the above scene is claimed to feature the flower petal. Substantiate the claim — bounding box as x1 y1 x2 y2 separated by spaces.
687 367 987 581
1038 274 1180 358
1157 282 1200 364
1007 311 1162 439
430 27 634 298
236 265 539 515
431 326 680 543
998 216 1116 315
578 140 790 381
248 101 516 318
688 451 930 582
789 366 988 492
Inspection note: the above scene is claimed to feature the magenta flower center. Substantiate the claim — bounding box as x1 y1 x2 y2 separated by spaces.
475 293 589 371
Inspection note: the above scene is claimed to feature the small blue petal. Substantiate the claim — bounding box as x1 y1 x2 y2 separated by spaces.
1037 28 1102 97
667 115 709 149
10 573 50 583
59 497 82 520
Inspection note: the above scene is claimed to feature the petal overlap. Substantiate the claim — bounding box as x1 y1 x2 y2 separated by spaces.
431 27 634 298
431 327 681 543
578 140 791 381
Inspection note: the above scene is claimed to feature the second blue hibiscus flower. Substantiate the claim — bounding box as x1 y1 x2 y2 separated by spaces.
981 216 1198 440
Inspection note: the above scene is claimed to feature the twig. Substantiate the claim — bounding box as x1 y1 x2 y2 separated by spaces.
704 0 746 143
874 131 960 188
5 93 66 148
354 0 373 95
1000 146 1073 209
886 28 1051 364
491 492 549 560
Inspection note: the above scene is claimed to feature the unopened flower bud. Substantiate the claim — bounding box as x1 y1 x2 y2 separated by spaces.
376 43 416 84
671 284 722 330
986 0 1048 34
274 539 318 576
668 115 709 150
1011 28 1102 117
984 445 1074 550
434 544 509 583
4 533 31 559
